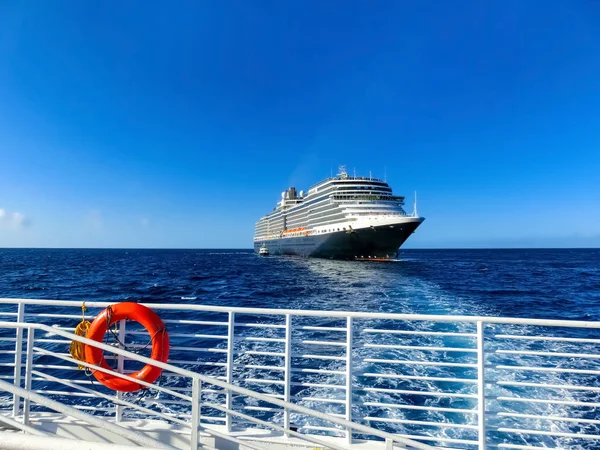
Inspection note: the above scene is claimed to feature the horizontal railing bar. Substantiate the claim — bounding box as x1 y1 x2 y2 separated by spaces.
242 406 282 412
497 380 600 392
363 387 478 399
361 373 478 384
493 445 553 450
294 396 346 405
496 427 600 439
35 339 71 344
0 363 15 367
237 337 285 343
365 358 477 368
125 344 228 354
0 312 18 316
32 364 81 371
30 377 96 386
74 406 115 411
0 337 17 341
495 396 600 407
291 368 346 375
238 350 285 357
235 322 286 329
234 363 285 371
134 332 226 340
302 425 345 433
385 433 479 445
32 390 96 397
364 343 477 353
361 402 477 414
300 326 347 331
166 360 227 367
141 398 190 406
301 340 347 347
161 320 228 326
363 328 476 337
496 364 600 375
173 334 228 340
364 416 479 429
495 349 600 359
495 334 600 344
24 313 88 319
104 355 227 367
235 378 286 386
296 354 346 361
199 415 226 422
200 388 226 394
494 412 600 425
4 298 600 328
289 382 347 390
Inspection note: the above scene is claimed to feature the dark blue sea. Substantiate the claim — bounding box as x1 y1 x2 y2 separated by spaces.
1 248 598 320
1 248 599 448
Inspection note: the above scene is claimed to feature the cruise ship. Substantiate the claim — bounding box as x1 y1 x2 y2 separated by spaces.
253 167 425 258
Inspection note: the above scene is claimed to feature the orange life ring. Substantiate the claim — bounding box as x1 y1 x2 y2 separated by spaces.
85 302 169 392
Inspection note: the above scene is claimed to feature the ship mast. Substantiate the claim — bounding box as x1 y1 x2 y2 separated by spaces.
413 191 418 217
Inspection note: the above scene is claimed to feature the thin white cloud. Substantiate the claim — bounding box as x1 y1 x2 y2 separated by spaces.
140 217 150 227
0 208 31 230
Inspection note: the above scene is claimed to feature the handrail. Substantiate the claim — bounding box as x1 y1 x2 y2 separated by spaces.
1 298 599 327
0 321 435 450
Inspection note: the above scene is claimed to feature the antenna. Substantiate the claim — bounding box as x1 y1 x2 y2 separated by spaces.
413 191 418 217
353 167 356 178
369 170 372 180
384 166 387 183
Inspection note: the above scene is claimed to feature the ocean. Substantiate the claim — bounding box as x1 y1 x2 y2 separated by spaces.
1 248 599 448
1 248 598 320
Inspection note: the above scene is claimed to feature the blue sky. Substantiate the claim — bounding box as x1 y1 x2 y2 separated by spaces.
1 1 599 248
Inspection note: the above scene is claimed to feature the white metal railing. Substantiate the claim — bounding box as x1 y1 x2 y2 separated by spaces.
1 298 600 449
0 319 434 450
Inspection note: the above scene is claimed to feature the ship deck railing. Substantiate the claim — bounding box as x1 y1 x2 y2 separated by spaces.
1 298 600 449
0 318 432 449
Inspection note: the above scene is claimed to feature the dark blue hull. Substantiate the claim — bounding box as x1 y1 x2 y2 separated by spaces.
254 219 423 259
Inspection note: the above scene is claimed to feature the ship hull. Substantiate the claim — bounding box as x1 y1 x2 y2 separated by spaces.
254 217 423 259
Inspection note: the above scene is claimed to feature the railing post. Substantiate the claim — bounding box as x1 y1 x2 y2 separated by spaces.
191 377 201 450
23 327 35 427
476 321 486 450
283 314 292 436
345 316 353 444
116 319 126 423
12 302 25 417
225 311 235 432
